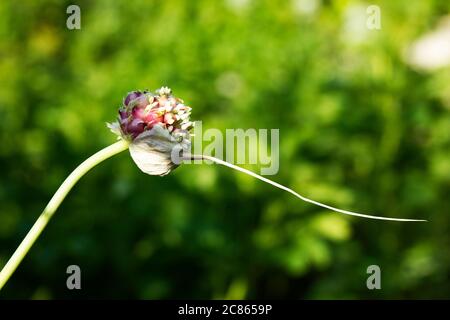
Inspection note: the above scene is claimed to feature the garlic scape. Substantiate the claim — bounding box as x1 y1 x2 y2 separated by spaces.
0 86 426 291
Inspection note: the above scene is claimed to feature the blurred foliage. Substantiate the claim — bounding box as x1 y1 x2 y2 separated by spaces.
0 0 449 299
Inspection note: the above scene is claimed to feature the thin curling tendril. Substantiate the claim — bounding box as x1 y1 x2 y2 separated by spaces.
184 154 427 222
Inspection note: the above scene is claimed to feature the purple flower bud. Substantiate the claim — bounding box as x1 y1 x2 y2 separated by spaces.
124 91 143 107
110 87 194 141
125 118 146 139
119 109 128 121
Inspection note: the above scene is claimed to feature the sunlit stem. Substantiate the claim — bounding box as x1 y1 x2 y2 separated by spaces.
0 139 129 290
184 154 427 223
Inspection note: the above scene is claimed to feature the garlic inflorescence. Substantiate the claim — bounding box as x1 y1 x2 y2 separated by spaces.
0 86 427 294
108 87 194 176
106 87 426 221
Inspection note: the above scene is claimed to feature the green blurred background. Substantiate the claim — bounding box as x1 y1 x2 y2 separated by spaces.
0 0 449 299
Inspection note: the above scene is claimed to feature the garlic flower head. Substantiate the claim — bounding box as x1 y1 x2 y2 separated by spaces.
107 87 193 176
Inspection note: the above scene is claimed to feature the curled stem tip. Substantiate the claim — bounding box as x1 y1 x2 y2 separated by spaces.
184 154 427 222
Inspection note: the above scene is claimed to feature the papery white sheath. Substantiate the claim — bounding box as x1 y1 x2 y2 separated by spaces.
129 125 190 176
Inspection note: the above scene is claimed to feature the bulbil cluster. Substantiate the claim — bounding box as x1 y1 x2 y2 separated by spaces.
116 87 193 140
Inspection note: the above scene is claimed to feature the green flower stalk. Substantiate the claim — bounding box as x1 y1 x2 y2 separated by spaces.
0 139 129 290
0 86 426 291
